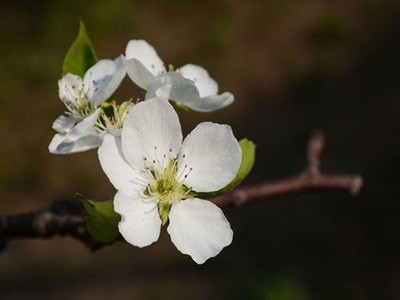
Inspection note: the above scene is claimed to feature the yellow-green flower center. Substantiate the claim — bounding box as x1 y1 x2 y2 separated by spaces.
144 159 189 225
65 91 95 121
98 100 132 130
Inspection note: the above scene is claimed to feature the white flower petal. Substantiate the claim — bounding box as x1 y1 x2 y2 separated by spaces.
125 39 166 77
83 56 127 106
167 198 233 264
121 98 183 172
106 127 122 137
48 133 103 154
184 92 234 112
178 122 241 192
48 133 67 154
153 80 172 99
48 109 103 154
114 191 161 248
151 71 233 112
126 58 159 90
98 134 142 195
68 108 101 139
52 115 76 133
153 72 199 104
177 64 218 97
58 74 83 104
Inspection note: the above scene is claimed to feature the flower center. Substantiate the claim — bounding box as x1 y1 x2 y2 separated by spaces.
144 159 188 225
64 86 96 121
97 100 132 131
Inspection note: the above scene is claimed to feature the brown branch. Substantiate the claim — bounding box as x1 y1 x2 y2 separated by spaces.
0 199 106 252
0 131 363 252
212 130 363 209
212 174 362 209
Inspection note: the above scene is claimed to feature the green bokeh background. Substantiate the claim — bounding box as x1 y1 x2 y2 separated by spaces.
1 0 400 299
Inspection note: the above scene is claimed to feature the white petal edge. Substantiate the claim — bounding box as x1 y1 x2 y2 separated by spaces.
167 198 233 264
178 122 241 192
126 58 159 90
114 191 161 248
121 98 183 172
48 133 103 154
98 134 143 195
125 40 166 77
83 56 127 106
48 133 67 154
184 92 234 112
177 64 218 98
52 115 76 133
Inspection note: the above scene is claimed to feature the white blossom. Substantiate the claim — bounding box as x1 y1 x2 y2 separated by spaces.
125 39 234 112
98 98 242 263
49 56 127 154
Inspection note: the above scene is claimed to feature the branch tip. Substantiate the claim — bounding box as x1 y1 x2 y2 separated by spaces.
307 130 325 174
350 175 364 196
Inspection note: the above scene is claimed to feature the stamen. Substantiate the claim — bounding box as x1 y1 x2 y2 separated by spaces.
131 171 150 186
152 145 165 171
183 187 193 197
176 164 189 181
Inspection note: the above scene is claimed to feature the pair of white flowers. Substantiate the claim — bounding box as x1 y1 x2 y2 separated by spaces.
49 40 233 154
50 39 241 264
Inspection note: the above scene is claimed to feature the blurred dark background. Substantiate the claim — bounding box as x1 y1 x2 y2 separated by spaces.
1 0 400 299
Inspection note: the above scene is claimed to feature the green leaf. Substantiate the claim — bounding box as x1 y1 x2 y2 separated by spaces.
197 138 256 198
81 198 120 243
62 21 98 77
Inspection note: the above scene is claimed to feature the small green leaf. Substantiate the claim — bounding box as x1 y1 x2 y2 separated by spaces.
82 198 120 243
62 21 98 77
197 138 256 198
